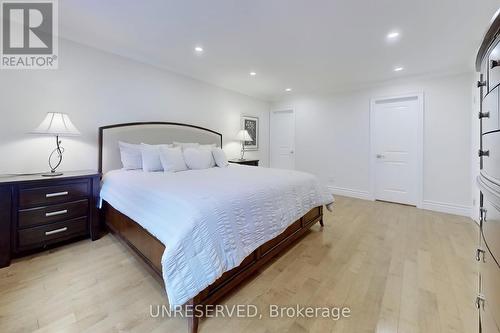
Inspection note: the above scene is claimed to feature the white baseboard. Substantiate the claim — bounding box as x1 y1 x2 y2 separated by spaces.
328 185 472 218
328 186 372 201
420 200 472 217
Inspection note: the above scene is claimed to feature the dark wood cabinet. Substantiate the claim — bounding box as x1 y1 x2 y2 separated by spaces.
228 159 259 166
0 171 100 268
475 11 500 333
0 187 12 267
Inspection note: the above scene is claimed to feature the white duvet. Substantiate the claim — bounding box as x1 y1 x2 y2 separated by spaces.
99 165 334 306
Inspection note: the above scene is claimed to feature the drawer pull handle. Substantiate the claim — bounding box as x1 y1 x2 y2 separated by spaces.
46 191 68 198
476 294 486 310
478 149 490 157
45 209 68 217
491 60 500 69
476 248 486 262
45 227 68 236
480 207 488 223
479 111 490 119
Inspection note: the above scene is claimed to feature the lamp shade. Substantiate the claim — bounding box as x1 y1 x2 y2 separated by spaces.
31 112 80 136
236 129 252 142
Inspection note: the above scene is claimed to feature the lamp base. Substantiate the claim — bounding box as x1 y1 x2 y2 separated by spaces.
41 172 63 177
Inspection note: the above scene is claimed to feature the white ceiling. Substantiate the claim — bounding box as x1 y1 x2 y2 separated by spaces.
60 0 500 101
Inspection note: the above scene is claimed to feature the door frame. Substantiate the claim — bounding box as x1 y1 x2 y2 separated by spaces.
369 92 424 208
269 108 296 169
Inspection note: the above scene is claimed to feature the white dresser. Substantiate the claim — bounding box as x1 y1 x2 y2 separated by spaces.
475 9 500 333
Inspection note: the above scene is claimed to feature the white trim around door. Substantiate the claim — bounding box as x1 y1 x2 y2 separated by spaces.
369 92 424 208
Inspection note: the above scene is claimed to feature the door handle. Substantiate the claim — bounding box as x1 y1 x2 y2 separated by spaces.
290 150 294 154
376 154 385 159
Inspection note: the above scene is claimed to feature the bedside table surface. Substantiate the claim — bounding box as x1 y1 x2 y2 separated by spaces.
228 159 259 166
0 170 100 185
228 159 259 163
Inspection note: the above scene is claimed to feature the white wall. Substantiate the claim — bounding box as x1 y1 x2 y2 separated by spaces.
0 39 270 174
272 72 474 216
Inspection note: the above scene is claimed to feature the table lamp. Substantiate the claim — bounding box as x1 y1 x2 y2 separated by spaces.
236 129 253 160
31 112 81 177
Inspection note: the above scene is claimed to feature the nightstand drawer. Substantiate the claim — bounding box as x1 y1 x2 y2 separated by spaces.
19 181 89 208
18 199 89 229
18 216 88 248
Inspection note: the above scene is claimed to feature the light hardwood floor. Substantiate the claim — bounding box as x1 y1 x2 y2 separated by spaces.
0 196 478 333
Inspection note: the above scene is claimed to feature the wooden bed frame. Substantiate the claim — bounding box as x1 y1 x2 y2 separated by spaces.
98 122 325 333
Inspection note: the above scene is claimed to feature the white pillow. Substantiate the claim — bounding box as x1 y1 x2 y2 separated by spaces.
173 141 199 150
198 144 216 167
212 147 229 167
183 147 214 170
159 146 188 172
119 141 142 170
141 143 172 172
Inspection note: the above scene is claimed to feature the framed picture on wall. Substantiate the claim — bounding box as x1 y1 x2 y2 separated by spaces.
241 115 259 150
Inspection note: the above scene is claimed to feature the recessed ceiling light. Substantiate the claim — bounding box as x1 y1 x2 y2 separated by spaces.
386 31 401 42
194 46 203 53
394 66 404 72
249 72 257 76
285 88 292 92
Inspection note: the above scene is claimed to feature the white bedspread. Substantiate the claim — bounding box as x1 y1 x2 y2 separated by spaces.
99 165 334 306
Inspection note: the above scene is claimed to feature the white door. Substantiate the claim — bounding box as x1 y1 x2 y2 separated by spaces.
270 109 295 169
371 96 420 205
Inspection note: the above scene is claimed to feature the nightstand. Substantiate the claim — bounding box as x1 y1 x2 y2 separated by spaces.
0 170 101 268
228 159 259 166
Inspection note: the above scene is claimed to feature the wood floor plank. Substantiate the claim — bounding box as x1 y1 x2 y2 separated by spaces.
0 196 479 333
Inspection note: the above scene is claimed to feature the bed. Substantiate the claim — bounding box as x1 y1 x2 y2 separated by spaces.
98 122 334 332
